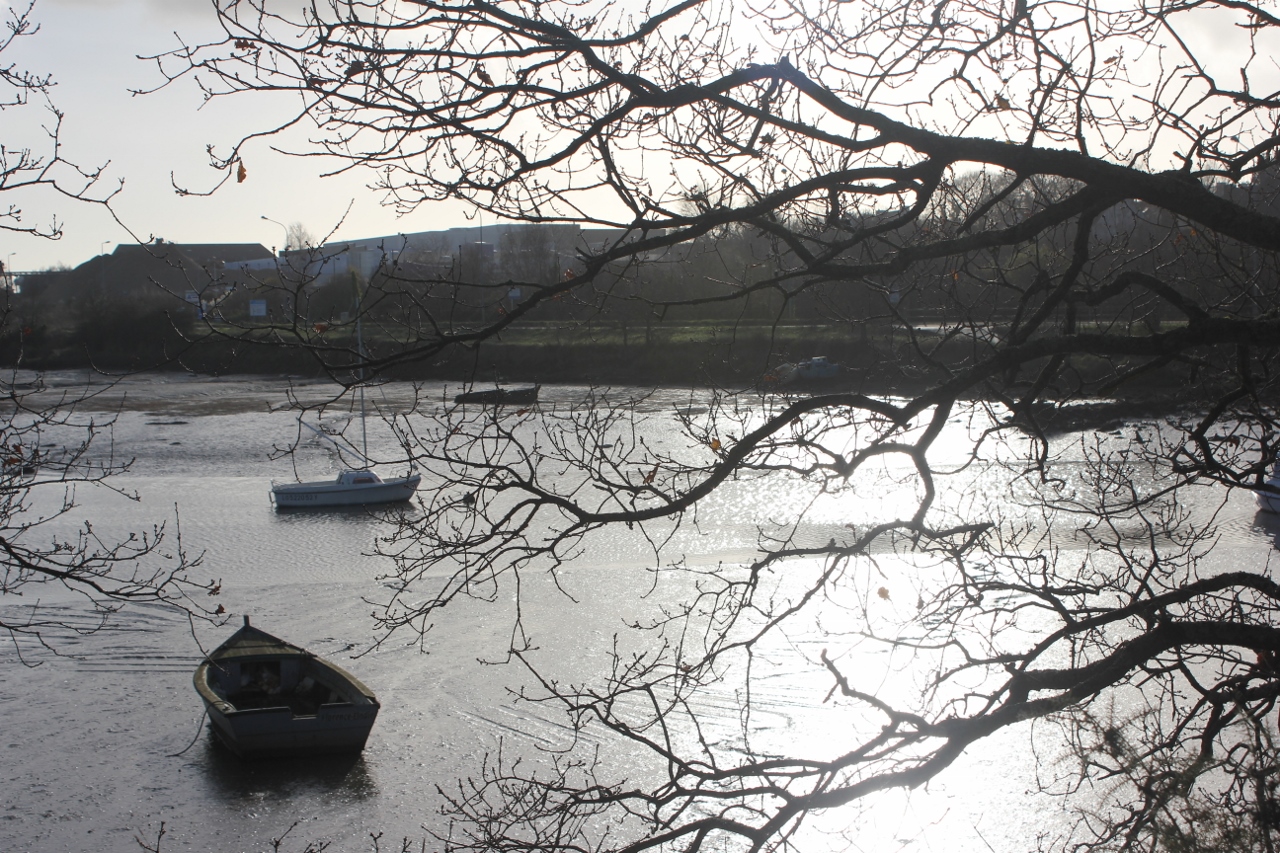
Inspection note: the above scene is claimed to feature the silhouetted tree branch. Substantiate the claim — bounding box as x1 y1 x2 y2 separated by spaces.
0 2 217 655
158 0 1280 850
0 1 121 240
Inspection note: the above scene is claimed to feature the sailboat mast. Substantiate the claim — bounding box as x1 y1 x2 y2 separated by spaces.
356 274 369 464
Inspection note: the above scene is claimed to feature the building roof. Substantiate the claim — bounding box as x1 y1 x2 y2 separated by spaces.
112 242 274 267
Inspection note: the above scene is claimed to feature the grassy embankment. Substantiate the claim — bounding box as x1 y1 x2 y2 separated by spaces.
176 318 925 389
6 313 1190 408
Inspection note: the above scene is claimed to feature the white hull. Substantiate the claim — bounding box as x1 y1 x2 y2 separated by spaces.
271 472 421 508
1258 484 1280 514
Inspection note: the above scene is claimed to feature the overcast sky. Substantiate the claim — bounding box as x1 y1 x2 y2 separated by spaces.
4 0 461 273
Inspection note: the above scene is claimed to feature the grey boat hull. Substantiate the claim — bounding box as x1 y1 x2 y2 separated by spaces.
203 696 379 758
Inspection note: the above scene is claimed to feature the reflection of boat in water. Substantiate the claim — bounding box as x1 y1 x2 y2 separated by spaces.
193 616 380 759
271 468 422 508
199 737 373 795
454 385 540 405
763 356 843 388
0 378 44 394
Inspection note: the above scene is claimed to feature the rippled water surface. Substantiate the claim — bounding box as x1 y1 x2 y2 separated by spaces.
2 373 1277 853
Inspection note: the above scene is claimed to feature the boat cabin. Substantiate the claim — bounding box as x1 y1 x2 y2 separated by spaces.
336 470 384 486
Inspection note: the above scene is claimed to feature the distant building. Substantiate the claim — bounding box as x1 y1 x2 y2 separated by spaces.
269 223 665 285
150 242 275 270
20 241 275 315
103 241 275 285
273 237 395 282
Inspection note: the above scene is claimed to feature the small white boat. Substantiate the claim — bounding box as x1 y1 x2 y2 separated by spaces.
193 616 380 759
271 469 421 508
763 356 843 387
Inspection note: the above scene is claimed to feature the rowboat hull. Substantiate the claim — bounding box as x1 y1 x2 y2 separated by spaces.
202 690 380 758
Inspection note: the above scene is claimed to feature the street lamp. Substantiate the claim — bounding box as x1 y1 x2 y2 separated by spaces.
100 241 111 290
261 215 288 254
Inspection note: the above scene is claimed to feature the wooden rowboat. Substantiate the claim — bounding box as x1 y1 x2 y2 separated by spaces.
193 616 380 758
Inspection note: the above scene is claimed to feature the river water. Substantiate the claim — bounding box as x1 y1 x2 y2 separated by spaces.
1 373 1276 853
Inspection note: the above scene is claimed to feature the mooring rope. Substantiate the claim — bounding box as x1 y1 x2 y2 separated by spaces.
168 707 209 758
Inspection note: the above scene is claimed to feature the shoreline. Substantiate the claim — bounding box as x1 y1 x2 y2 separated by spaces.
0 368 1188 438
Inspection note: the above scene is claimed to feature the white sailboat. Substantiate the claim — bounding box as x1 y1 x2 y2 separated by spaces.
270 290 421 508
269 455 421 509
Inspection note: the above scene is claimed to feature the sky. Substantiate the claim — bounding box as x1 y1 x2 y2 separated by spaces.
3 0 466 273
1 0 1265 276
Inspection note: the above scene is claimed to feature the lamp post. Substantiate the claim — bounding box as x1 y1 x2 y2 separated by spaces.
100 241 111 291
261 215 288 254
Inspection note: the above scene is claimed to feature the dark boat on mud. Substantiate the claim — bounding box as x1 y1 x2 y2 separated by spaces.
192 616 380 758
453 385 540 405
